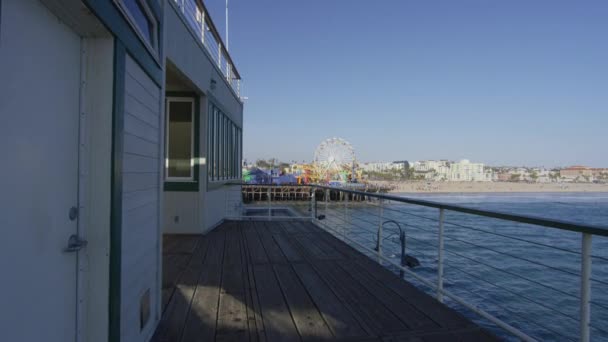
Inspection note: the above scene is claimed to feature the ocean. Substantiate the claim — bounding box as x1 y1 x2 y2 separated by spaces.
320 192 608 341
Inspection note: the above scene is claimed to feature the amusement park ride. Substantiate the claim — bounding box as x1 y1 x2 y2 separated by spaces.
312 137 360 184
243 138 363 185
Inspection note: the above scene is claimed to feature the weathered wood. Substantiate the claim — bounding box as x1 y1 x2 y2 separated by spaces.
239 222 264 342
314 261 407 334
153 237 207 342
180 232 225 342
337 261 438 331
243 225 269 264
216 224 249 341
272 233 304 262
253 264 300 341
255 222 287 263
291 262 369 339
273 264 334 341
156 221 497 342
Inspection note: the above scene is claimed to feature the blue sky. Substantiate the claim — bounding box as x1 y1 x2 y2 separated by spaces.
205 0 608 167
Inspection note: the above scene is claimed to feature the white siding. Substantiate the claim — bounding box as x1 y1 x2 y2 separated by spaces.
121 55 162 341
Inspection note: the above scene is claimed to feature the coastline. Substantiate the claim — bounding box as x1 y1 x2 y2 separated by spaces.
369 181 608 193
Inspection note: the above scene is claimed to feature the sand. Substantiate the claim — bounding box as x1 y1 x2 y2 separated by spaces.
369 181 608 193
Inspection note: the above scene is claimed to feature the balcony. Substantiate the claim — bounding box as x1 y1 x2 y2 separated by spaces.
170 0 242 98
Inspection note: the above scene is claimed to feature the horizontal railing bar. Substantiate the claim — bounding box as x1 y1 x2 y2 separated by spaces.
326 207 588 298
368 201 587 256
238 183 608 236
443 260 581 322
441 274 577 341
194 0 241 79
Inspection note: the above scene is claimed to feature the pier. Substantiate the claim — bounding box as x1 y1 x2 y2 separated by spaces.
154 220 498 341
242 184 393 202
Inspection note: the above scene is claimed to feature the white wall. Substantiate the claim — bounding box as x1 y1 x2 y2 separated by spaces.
83 37 114 342
121 55 162 342
163 0 244 234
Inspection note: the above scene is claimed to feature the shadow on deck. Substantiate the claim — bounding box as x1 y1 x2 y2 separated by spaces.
153 220 499 341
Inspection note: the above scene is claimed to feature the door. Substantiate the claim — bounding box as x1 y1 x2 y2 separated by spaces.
0 0 82 340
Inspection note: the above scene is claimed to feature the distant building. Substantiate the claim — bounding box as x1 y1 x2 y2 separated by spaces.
361 162 406 172
449 159 487 181
560 166 608 182
412 159 490 181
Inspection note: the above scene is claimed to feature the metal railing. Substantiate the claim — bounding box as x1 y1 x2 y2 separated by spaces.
229 183 608 341
171 0 242 98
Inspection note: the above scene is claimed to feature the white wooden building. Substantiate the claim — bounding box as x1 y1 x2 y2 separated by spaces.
0 0 243 341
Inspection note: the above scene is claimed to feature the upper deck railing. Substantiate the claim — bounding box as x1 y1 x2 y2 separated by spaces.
171 0 242 98
229 183 608 341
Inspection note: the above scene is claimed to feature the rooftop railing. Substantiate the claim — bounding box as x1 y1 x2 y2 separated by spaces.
172 0 242 98
228 183 608 342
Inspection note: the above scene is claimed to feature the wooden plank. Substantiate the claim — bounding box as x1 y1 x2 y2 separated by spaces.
216 225 249 341
216 265 249 341
243 223 269 264
273 264 333 341
272 233 304 262
253 264 300 341
164 234 201 255
292 234 327 260
291 263 369 339
153 238 207 342
180 262 223 342
239 222 264 342
204 230 227 265
180 231 226 342
255 222 287 263
337 261 438 331
278 221 301 235
313 261 407 334
317 229 473 329
354 256 473 329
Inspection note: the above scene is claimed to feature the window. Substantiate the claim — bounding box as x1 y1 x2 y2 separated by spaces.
166 97 195 181
115 0 159 53
208 101 242 182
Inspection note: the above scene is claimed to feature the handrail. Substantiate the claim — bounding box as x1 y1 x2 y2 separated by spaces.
237 182 607 341
196 0 240 79
239 183 608 236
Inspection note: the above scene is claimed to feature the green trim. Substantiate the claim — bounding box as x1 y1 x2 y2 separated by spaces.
109 40 126 342
164 92 200 192
82 0 163 87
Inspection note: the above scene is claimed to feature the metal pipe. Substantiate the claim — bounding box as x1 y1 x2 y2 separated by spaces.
267 187 271 220
437 208 445 303
580 233 592 342
377 199 383 261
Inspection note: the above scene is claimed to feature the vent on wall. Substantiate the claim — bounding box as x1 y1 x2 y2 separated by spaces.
140 288 151 331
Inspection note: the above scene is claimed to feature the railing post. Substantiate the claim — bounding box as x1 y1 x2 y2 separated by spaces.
580 233 592 342
267 186 271 220
201 10 206 44
311 188 317 220
437 208 445 303
218 43 222 68
325 189 329 215
377 199 384 261
343 191 348 239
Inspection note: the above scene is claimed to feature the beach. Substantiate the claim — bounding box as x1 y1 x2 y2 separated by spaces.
369 181 608 193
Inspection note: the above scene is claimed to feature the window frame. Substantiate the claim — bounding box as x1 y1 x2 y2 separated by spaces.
207 101 242 184
164 95 200 191
114 0 160 61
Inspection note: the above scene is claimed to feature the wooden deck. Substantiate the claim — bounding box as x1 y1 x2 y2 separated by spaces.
154 221 499 342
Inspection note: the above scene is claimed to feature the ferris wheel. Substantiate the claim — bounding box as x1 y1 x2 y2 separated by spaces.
314 138 356 181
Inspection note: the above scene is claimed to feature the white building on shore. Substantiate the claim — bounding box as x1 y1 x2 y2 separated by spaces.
413 159 491 181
